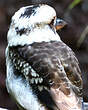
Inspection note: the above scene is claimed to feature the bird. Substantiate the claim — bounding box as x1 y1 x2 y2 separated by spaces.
5 4 83 110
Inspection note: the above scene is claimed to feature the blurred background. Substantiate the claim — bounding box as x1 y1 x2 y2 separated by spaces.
0 0 88 109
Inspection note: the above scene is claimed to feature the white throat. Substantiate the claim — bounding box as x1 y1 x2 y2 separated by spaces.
8 25 61 46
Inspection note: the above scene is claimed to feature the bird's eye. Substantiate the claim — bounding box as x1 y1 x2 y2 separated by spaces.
50 16 56 26
50 18 55 26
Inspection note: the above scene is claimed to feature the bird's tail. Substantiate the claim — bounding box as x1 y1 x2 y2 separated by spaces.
50 87 82 110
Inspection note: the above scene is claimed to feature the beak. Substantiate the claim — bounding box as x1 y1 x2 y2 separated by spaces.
55 18 67 30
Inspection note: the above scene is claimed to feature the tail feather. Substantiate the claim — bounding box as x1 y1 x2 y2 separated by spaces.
50 88 82 110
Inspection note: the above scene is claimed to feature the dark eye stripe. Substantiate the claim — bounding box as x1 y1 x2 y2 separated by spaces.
50 19 55 25
15 27 28 36
50 17 56 26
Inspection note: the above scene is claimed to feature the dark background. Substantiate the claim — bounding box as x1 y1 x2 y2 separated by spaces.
0 0 88 109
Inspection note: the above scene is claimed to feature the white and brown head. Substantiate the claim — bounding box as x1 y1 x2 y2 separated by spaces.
7 4 66 46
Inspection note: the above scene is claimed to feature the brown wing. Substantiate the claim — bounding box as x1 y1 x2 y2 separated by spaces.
54 41 82 96
9 41 82 110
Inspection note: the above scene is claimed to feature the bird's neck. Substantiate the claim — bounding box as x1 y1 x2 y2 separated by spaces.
8 25 61 46
29 25 61 42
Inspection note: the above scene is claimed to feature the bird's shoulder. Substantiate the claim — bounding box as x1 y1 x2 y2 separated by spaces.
9 41 82 92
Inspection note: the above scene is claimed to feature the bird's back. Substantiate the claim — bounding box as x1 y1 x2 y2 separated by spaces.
6 40 82 110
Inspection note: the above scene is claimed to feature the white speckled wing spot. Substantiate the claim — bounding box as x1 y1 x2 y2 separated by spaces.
6 48 45 110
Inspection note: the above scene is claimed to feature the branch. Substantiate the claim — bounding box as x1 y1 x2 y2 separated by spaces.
77 25 88 48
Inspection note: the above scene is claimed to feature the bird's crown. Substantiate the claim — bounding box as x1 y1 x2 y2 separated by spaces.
11 4 56 29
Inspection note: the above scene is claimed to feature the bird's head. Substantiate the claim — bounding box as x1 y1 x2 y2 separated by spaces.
7 4 67 46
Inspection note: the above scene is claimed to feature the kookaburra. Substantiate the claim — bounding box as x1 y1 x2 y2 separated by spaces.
6 4 82 110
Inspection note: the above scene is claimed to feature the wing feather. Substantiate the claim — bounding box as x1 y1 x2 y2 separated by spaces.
9 41 82 110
